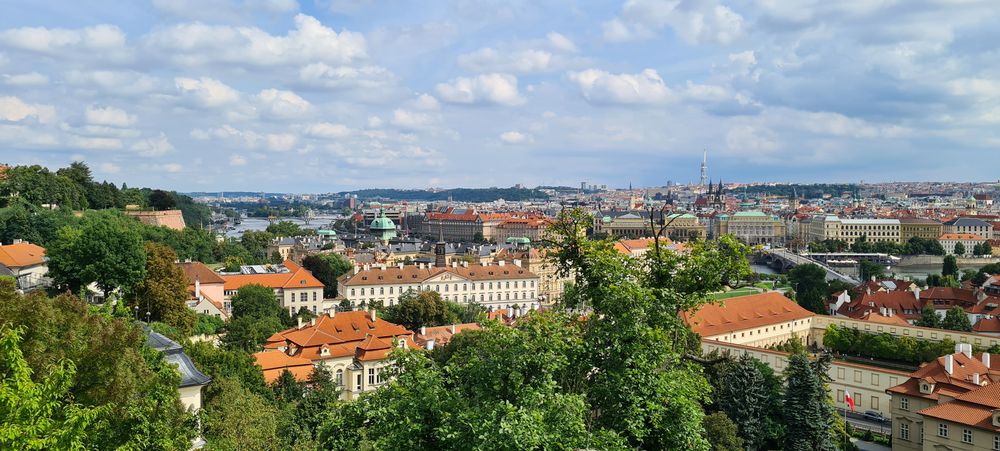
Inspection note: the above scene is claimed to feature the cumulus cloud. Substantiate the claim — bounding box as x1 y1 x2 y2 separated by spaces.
604 0 745 45
297 63 394 89
131 133 175 157
64 70 159 96
229 154 248 166
175 77 240 107
546 32 577 53
84 105 136 127
0 96 56 123
458 48 553 73
0 24 128 57
2 72 49 86
256 88 310 118
98 162 121 173
499 131 532 144
303 122 352 138
390 109 434 129
568 69 673 105
435 73 525 106
143 14 366 67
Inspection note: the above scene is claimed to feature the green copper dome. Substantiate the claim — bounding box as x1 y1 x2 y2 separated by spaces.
506 236 531 245
602 216 612 224
370 209 396 231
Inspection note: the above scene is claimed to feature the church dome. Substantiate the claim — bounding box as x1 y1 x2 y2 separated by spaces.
370 209 396 231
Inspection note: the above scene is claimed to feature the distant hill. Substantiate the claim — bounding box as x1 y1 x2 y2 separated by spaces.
340 188 550 202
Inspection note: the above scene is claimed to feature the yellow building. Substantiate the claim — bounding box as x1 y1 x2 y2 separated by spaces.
596 212 706 241
899 217 943 242
714 211 787 246
807 215 901 244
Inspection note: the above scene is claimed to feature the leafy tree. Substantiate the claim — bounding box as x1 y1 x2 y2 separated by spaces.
703 412 744 451
46 211 147 298
183 341 270 401
0 164 88 210
915 305 941 328
953 242 966 257
147 189 177 211
272 369 305 404
858 260 885 281
265 220 314 237
269 250 284 264
982 241 993 256
0 279 196 449
787 263 829 314
943 255 959 278
715 354 769 450
240 230 274 263
381 289 457 331
302 253 353 297
850 235 873 253
222 256 245 272
942 306 972 331
193 313 225 335
972 270 990 286
783 353 836 451
0 326 106 450
201 378 281 450
130 242 195 334
961 268 979 282
230 284 285 320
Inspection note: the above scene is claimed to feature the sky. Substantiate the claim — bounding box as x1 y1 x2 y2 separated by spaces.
2 0 1000 192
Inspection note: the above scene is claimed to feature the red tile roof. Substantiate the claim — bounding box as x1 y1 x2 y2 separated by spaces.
253 351 315 383
939 233 986 240
264 310 416 362
682 292 815 337
0 242 46 268
177 261 225 285
223 260 323 290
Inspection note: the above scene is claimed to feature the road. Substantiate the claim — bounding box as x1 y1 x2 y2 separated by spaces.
837 408 891 435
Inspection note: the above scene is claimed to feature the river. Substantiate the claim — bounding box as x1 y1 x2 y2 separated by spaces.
223 215 345 238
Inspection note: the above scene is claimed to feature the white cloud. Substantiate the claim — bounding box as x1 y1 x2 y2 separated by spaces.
604 0 745 45
726 125 780 154
143 14 366 67
131 133 175 157
98 162 121 173
256 88 310 118
0 96 56 123
297 63 394 89
68 136 123 150
435 73 525 106
175 77 241 108
457 48 553 73
265 133 297 152
568 69 673 105
948 78 1000 99
2 72 48 86
304 122 352 138
367 116 383 128
500 131 532 144
229 154 248 166
156 163 183 173
728 50 756 66
84 105 136 127
412 93 440 110
546 32 577 53
390 109 434 129
64 70 159 96
0 24 128 56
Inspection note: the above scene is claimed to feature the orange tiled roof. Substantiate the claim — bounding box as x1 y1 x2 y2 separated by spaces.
223 260 323 290
887 352 993 400
973 317 1000 333
681 292 815 337
177 261 225 285
939 233 986 240
253 351 314 383
858 311 911 326
340 263 537 287
0 242 46 268
416 323 482 347
265 310 416 362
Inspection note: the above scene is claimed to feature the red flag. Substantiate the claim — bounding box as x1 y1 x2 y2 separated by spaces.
844 390 855 412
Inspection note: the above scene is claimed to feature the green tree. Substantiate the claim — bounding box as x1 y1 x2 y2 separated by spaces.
982 241 993 256
381 289 457 331
715 354 769 450
914 305 941 328
301 253 353 297
858 260 885 281
222 284 290 352
130 242 196 334
46 211 147 298
942 306 972 331
265 220 314 237
230 284 284 320
953 242 966 257
943 255 959 278
703 412 744 451
240 230 274 263
201 378 281 450
148 189 177 211
782 353 836 451
272 369 305 404
787 263 829 314
0 326 106 450
192 313 225 335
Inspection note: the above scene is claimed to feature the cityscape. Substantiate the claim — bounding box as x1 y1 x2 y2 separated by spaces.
4 2 1000 451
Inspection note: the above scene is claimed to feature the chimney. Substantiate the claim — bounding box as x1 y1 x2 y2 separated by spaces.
973 372 981 385
463 261 469 268
945 354 954 375
957 343 973 358
12 238 23 244
398 262 404 269
914 288 920 301
310 318 316 326
499 260 506 267
984 352 991 368
513 259 522 268
194 275 201 299
353 265 360 275
420 326 426 336
450 324 456 334
426 338 435 350
369 308 377 322
297 316 303 329
380 264 386 270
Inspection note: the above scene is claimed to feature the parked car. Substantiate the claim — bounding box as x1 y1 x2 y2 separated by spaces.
863 410 887 422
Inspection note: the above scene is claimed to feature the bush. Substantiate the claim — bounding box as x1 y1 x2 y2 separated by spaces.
193 313 225 336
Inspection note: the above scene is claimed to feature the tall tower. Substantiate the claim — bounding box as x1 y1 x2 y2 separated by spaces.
699 150 708 187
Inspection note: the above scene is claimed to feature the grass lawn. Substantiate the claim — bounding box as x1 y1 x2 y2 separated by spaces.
708 288 759 300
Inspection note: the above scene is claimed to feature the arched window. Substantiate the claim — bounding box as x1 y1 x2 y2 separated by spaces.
336 369 344 386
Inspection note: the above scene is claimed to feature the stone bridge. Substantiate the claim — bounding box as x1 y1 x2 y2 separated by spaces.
754 249 860 284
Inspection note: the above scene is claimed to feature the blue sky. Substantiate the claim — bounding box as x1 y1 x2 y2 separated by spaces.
2 0 999 192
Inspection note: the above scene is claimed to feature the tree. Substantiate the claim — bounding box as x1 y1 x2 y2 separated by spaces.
272 369 305 404
715 354 769 449
147 189 177 211
266 221 313 237
961 268 979 283
46 211 147 298
302 253 353 297
850 235 873 253
942 306 972 332
787 264 829 314
130 242 195 334
982 241 993 256
783 353 836 451
0 326 105 450
703 412 744 451
201 378 281 450
192 313 225 336
943 255 959 278
953 242 966 257
381 290 457 331
858 260 885 282
231 284 285 320
915 305 941 328
240 230 274 263
222 284 290 352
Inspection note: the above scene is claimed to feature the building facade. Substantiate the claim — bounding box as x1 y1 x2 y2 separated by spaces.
944 217 994 238
222 260 328 315
938 233 987 256
807 215 901 245
713 211 787 246
899 218 944 242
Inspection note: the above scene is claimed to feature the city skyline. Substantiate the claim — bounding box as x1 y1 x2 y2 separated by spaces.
3 1 1000 191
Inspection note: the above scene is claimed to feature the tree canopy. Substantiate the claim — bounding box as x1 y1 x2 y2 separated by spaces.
301 253 352 298
46 210 147 297
787 263 829 314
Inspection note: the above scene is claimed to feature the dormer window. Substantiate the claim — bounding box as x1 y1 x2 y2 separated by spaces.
320 347 330 357
993 409 1000 427
920 382 935 394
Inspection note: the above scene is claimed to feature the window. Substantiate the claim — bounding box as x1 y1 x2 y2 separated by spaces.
351 288 355 296
900 423 909 440
993 435 1000 450
356 374 362 391
299 292 307 302
939 423 948 438
312 291 317 301
900 397 909 411
963 429 973 444
336 369 343 386
368 368 376 385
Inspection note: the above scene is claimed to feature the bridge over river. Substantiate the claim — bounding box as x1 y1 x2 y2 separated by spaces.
755 249 860 285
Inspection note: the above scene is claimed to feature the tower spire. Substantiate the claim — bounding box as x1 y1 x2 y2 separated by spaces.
699 150 708 187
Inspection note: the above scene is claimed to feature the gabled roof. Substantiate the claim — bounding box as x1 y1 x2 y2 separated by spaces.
682 292 815 337
265 310 416 362
939 233 986 240
223 260 323 290
177 261 225 285
253 351 314 383
888 352 992 400
0 242 46 268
